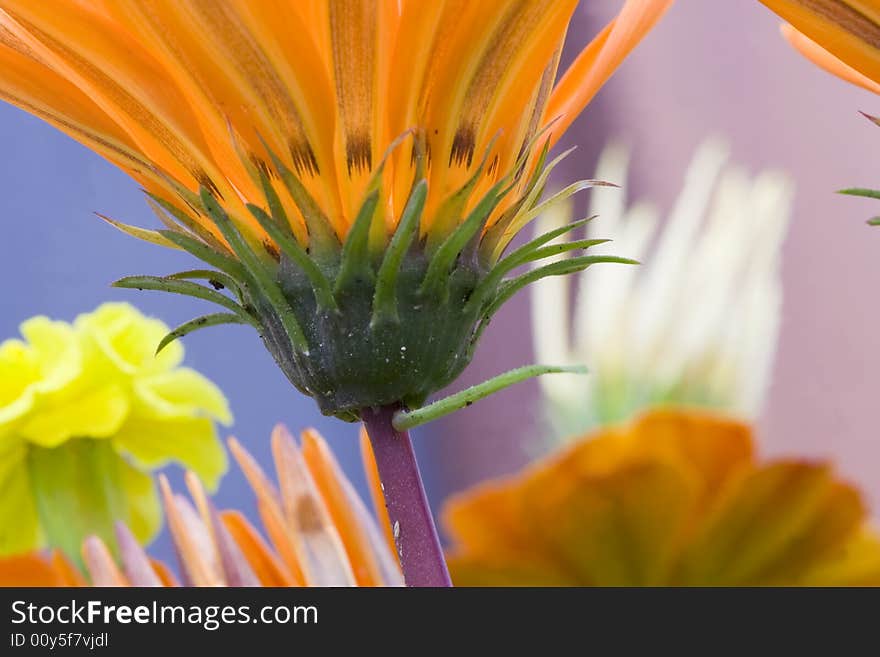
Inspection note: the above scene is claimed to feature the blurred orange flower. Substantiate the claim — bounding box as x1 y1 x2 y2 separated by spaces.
444 409 880 586
0 426 403 587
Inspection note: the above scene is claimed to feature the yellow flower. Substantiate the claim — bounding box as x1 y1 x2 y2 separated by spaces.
760 1 880 94
444 409 880 586
0 1 672 421
0 302 230 560
0 426 403 587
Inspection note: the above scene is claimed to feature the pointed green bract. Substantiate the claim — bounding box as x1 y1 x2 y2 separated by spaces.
484 254 638 321
372 180 427 325
112 275 251 319
199 188 309 354
335 190 380 294
392 364 589 431
839 188 880 200
109 135 634 421
248 203 338 311
420 179 505 300
156 312 254 354
158 230 245 278
165 269 244 301
258 136 340 258
97 213 180 250
425 137 499 254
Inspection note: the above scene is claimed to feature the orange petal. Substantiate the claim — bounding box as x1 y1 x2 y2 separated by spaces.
761 0 880 89
781 22 880 94
675 462 862 585
50 550 86 586
228 436 306 585
82 537 129 587
545 0 673 146
158 475 224 586
221 510 294 587
271 425 356 586
301 429 381 585
0 552 71 587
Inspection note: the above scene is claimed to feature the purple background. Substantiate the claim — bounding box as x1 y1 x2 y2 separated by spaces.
0 1 877 565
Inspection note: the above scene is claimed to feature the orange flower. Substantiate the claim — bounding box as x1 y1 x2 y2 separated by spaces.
444 409 880 586
0 425 403 587
760 0 880 94
0 2 672 421
0 0 670 245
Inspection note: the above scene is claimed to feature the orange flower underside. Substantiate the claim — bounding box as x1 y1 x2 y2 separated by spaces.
0 426 403 587
0 0 671 248
762 0 880 93
444 409 880 586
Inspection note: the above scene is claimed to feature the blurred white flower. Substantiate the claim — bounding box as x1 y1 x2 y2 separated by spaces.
532 139 793 435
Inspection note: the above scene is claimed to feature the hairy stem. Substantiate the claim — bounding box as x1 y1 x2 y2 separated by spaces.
361 405 452 587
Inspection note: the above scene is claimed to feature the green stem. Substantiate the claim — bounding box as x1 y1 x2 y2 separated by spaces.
28 439 126 569
392 364 588 431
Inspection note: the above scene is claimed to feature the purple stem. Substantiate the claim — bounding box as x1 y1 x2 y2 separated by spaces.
361 404 452 587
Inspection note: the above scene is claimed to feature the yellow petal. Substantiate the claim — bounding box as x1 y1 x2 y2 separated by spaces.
19 316 82 394
0 439 40 555
118 459 162 545
133 368 233 426
76 302 183 376
0 339 39 428
112 415 227 491
19 383 129 447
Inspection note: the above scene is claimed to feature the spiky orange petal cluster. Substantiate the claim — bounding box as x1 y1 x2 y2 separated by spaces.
0 426 403 587
0 0 671 248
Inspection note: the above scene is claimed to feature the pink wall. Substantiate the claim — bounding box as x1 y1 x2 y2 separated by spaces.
429 1 880 518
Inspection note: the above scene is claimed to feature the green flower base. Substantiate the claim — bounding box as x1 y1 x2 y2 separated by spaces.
112 141 630 423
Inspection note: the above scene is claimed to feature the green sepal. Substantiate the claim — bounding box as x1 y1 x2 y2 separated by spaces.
258 136 341 259
425 137 498 254
392 364 588 431
199 188 310 354
372 180 427 325
97 213 181 250
484 147 576 262
483 254 638 321
420 179 505 300
112 275 251 319
468 217 601 311
164 269 244 301
839 187 880 200
144 193 225 252
158 230 245 279
156 312 254 355
248 203 339 311
492 215 597 272
334 190 380 294
505 238 612 272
